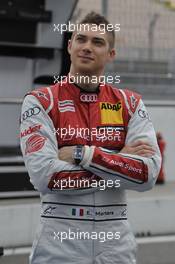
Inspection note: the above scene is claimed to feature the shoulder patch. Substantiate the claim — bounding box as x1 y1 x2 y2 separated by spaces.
123 89 141 113
26 87 52 112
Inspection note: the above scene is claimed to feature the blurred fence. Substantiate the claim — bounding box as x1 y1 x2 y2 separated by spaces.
72 0 175 99
72 0 175 62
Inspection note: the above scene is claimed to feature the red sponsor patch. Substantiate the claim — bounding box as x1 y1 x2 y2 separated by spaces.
25 133 47 154
20 124 42 138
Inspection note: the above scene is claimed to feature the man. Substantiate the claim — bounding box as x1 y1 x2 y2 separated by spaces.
20 12 161 264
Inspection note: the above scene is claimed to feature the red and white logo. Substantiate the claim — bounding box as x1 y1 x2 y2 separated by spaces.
33 91 49 101
130 94 137 109
80 93 98 103
25 134 47 154
20 124 42 138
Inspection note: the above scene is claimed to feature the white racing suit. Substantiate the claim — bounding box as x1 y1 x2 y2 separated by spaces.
20 79 161 264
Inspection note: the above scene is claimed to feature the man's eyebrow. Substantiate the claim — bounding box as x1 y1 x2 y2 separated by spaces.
76 34 105 42
76 33 86 38
92 37 106 42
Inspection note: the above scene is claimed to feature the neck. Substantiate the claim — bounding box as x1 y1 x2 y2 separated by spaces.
69 67 104 92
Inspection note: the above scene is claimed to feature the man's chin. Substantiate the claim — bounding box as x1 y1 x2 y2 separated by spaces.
75 64 96 75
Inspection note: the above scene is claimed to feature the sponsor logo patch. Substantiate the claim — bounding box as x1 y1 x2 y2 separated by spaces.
80 93 97 102
121 208 127 217
58 100 75 112
138 109 150 120
33 91 49 101
20 124 42 138
25 133 47 154
130 94 137 109
21 106 41 122
100 102 123 124
43 206 56 215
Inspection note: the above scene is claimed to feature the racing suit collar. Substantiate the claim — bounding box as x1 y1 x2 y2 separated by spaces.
71 81 100 94
66 74 101 94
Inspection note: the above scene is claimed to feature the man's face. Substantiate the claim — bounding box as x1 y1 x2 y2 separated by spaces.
68 24 115 75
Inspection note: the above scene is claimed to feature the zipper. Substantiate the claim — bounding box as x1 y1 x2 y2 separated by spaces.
89 102 96 263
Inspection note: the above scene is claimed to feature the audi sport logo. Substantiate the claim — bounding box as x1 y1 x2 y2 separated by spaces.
25 134 47 154
22 107 41 122
80 93 97 102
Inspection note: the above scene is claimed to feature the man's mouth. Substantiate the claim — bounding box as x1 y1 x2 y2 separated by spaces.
78 56 94 61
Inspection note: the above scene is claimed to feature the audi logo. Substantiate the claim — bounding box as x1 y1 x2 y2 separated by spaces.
80 94 97 102
22 107 41 121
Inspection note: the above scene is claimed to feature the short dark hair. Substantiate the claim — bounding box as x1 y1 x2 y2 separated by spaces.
79 12 115 49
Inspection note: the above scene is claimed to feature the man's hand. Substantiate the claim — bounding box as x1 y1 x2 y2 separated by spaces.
58 146 75 163
120 140 155 157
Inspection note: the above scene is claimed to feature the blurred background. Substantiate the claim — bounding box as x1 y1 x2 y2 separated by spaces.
0 0 175 263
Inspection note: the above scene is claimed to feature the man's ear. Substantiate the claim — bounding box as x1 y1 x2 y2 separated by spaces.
67 39 72 55
108 49 116 63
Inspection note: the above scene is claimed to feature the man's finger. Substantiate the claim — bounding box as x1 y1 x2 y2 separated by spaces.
138 152 155 157
129 141 153 148
136 149 155 155
134 145 155 152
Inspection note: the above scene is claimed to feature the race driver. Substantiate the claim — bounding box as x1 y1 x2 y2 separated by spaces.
20 12 161 264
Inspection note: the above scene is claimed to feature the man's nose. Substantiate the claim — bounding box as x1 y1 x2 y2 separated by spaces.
82 41 92 53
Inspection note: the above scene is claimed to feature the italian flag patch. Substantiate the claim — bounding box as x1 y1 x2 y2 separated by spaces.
72 208 84 216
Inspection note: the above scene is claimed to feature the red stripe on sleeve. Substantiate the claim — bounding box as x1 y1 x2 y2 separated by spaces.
92 148 148 182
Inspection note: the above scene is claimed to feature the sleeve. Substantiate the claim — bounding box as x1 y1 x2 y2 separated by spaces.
79 99 162 191
20 95 100 195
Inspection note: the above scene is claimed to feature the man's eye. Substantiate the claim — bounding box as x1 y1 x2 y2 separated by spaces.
76 37 85 42
94 41 103 46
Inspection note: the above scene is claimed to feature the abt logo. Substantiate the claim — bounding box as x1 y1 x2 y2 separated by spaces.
80 93 98 103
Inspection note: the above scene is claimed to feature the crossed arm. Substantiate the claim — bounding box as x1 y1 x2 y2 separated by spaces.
59 140 156 164
20 95 161 194
58 99 161 191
